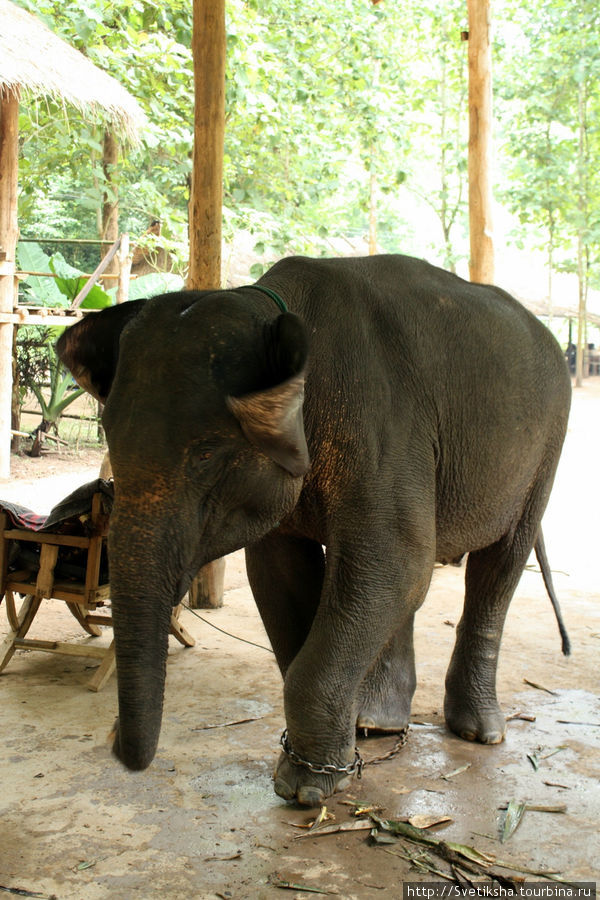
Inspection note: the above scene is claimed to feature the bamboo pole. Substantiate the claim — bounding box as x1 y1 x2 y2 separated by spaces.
187 0 227 608
467 0 495 285
0 89 19 479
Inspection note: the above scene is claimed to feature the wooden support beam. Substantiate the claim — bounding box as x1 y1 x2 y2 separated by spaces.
0 89 19 479
14 638 108 658
188 0 226 290
187 0 227 609
467 0 495 285
0 312 87 326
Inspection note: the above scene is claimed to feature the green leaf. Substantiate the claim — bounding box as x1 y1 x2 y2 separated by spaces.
499 799 527 844
127 273 184 301
48 254 112 308
17 243 65 307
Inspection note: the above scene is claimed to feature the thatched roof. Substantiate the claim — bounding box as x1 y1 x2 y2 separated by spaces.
0 0 144 141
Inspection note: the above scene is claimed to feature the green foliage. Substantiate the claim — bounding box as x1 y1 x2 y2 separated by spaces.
11 0 600 301
49 254 114 308
16 242 65 306
128 272 185 300
15 243 110 436
495 0 600 291
17 242 113 308
15 0 473 266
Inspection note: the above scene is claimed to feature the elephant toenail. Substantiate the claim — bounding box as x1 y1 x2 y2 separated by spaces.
297 786 326 807
274 778 295 801
334 775 352 793
461 730 477 741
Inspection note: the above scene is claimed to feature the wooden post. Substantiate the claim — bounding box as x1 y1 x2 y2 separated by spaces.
467 0 494 284
0 90 19 479
187 556 225 609
188 0 226 289
186 0 227 608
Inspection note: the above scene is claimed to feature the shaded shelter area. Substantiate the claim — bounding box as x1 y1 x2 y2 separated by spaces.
0 0 143 478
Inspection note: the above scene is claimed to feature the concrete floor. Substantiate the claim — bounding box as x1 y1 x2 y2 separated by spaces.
0 382 598 899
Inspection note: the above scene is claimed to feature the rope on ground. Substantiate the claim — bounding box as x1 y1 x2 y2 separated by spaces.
181 600 274 654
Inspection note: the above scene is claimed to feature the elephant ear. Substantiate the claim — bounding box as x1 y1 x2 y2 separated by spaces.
56 300 147 403
227 312 310 477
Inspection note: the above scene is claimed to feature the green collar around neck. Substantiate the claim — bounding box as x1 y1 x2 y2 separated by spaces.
238 283 288 313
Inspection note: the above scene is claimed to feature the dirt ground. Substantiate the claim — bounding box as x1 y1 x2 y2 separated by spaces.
0 382 598 899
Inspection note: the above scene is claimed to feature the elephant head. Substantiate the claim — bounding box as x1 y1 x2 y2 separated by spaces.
57 288 309 770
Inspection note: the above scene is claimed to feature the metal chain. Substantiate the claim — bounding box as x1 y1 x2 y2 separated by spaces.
363 725 410 767
280 729 364 779
279 725 411 780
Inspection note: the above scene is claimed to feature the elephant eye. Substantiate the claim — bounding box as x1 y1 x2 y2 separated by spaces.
198 451 212 461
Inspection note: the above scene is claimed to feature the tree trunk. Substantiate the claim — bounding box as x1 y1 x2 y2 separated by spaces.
546 208 554 327
368 162 377 255
10 325 20 453
575 79 588 389
101 129 120 275
0 89 19 478
187 0 227 608
467 0 494 285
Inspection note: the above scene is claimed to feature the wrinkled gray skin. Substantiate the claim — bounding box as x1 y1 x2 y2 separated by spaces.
57 254 571 807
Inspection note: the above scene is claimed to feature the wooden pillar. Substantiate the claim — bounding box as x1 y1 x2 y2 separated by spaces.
467 0 494 284
188 0 226 288
187 0 227 608
0 90 19 479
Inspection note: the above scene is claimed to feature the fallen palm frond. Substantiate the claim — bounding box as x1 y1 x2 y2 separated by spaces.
267 873 333 894
292 805 573 887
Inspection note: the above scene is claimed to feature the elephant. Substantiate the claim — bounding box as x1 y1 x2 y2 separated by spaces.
57 253 571 807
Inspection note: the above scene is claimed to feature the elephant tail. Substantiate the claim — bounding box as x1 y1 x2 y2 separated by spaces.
534 531 571 656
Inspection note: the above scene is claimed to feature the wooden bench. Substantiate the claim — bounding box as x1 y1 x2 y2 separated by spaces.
0 488 194 691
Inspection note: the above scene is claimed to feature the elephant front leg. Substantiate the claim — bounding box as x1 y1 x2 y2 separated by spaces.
274 544 433 806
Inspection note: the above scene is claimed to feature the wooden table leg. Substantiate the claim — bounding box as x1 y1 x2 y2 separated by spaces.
0 591 43 673
170 605 195 647
87 638 116 692
67 602 103 637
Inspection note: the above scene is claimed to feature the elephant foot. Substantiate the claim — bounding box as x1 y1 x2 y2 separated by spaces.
444 689 506 744
273 731 360 807
356 644 415 735
356 696 411 735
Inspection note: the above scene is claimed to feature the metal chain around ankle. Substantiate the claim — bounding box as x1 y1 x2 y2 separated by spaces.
363 725 410 766
280 729 364 780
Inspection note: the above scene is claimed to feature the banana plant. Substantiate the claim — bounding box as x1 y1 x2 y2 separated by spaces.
15 242 185 454
26 336 86 456
16 242 112 454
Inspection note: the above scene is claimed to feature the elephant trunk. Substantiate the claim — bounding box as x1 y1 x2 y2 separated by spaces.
108 506 181 771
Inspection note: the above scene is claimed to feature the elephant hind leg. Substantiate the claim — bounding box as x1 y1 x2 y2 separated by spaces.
444 496 549 744
245 534 325 677
356 613 417 735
